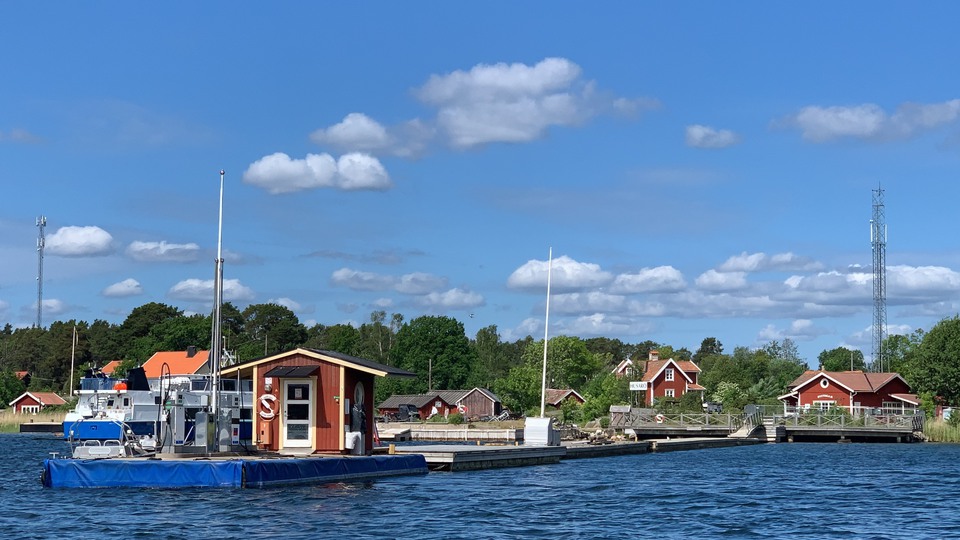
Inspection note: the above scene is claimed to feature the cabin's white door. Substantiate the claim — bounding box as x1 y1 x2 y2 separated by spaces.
282 379 313 449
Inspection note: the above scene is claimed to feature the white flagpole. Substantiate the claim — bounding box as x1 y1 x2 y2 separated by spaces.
69 325 77 396
540 248 552 418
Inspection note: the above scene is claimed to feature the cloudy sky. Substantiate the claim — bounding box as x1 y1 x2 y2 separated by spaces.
2 3 960 365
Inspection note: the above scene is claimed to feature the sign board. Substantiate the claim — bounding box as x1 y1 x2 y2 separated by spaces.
629 381 648 391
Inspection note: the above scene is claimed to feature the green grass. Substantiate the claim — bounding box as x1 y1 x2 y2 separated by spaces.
924 420 960 443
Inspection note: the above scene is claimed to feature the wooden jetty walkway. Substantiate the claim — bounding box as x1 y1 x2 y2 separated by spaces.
387 437 764 472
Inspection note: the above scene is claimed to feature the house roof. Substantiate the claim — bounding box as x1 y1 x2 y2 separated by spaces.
8 391 66 407
688 383 706 391
101 360 121 376
640 359 695 384
141 350 210 378
378 387 501 409
545 388 585 406
787 370 911 394
14 371 29 380
612 358 633 375
220 348 416 379
890 393 920 405
378 394 440 409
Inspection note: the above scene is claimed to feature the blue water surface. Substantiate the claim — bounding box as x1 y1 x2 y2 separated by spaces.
3 433 959 539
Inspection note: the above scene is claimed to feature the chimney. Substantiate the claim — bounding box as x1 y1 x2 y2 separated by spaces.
187 345 197 358
649 350 659 362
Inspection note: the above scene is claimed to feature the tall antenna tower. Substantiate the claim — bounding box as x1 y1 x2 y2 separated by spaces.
870 187 887 372
35 215 47 328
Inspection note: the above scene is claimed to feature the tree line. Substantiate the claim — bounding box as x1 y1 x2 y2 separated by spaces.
2 301 959 418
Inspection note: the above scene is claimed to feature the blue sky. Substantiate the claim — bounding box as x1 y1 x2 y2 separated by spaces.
2 3 960 366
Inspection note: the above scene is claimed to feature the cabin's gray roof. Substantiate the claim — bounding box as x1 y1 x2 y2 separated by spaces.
304 348 416 378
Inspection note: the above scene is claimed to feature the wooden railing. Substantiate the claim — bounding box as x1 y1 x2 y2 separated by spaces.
609 407 740 430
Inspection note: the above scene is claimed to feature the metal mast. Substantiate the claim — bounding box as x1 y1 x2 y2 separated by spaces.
870 186 887 372
539 247 552 418
208 169 225 452
35 216 46 328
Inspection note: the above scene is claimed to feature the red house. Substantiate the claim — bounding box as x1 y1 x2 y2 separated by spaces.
8 391 67 414
544 388 585 409
637 350 705 406
778 370 918 413
378 388 503 420
220 348 414 455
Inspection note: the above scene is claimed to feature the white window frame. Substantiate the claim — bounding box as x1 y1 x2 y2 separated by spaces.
665 389 675 398
813 400 834 411
665 368 675 382
21 405 40 414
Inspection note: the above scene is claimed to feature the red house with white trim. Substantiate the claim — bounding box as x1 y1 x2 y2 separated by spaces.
220 348 414 455
9 391 67 414
778 370 918 413
637 350 706 406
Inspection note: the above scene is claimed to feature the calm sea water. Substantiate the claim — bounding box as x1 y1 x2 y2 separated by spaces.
4 433 959 539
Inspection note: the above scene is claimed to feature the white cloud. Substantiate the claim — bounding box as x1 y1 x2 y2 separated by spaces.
0 299 8 319
612 97 661 118
416 57 589 148
311 113 390 152
0 128 40 143
559 313 655 338
757 319 831 342
788 99 960 142
168 278 254 302
395 272 448 295
551 292 627 315
695 269 747 291
888 265 960 293
242 152 391 194
507 255 613 292
685 124 740 149
40 298 67 316
46 226 114 257
330 268 395 291
417 288 485 310
126 240 200 262
720 252 823 273
609 266 686 294
102 278 143 297
268 297 301 311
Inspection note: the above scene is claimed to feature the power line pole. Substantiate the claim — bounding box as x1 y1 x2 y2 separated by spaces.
870 187 887 372
36 215 46 328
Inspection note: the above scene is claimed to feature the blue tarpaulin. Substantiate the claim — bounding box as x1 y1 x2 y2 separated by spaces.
42 454 427 489
243 455 428 488
43 459 243 488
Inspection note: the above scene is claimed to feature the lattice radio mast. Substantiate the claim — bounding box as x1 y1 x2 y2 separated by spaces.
870 187 887 372
35 215 47 328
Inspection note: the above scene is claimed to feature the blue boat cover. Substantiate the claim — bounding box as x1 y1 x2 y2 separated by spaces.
242 455 428 488
43 455 427 489
43 459 243 488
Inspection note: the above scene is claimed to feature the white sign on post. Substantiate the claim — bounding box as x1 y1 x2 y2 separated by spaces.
629 381 648 391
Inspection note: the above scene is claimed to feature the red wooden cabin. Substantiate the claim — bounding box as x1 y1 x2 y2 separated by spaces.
220 348 414 455
779 370 918 413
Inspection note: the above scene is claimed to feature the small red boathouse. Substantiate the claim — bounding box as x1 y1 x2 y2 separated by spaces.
220 348 415 455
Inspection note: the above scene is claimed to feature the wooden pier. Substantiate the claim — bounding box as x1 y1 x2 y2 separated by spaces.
389 437 763 471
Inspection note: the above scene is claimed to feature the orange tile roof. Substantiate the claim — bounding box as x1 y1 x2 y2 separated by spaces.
544 388 585 406
101 360 121 376
640 359 697 383
688 383 706 391
141 350 209 378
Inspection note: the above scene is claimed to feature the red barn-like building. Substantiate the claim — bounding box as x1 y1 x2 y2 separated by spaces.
221 348 414 455
9 391 66 414
778 370 918 413
637 351 705 406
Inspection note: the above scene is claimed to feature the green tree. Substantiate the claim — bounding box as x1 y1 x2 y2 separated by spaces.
321 324 363 356
908 316 960 404
580 372 630 421
883 331 921 375
693 337 723 364
818 347 865 371
521 336 601 391
239 303 307 360
712 381 749 411
390 316 475 393
493 361 542 415
583 337 629 367
0 370 26 407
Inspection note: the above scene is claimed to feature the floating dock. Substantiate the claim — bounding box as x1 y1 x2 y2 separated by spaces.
390 437 763 471
42 454 428 488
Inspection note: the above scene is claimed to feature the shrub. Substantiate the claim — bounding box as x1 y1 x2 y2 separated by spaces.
447 413 464 425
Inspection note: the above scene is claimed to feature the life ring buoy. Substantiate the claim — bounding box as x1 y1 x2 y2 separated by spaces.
259 394 277 420
655 414 665 424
